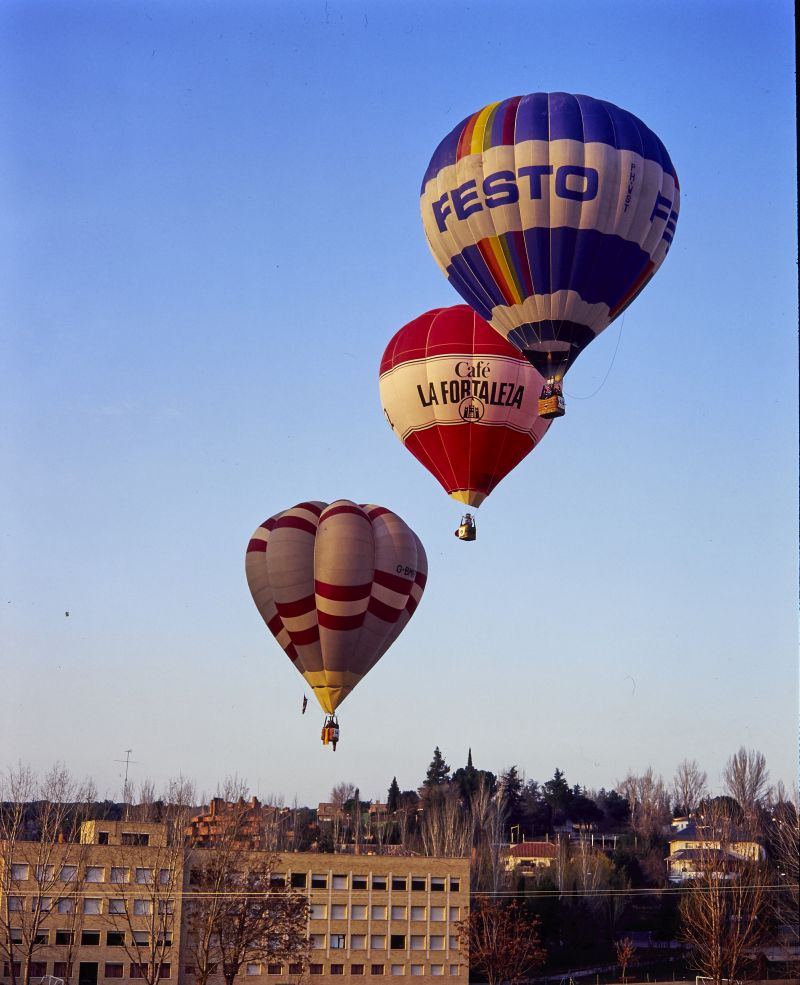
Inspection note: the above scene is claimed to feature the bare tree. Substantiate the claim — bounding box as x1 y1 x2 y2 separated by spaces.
617 768 671 840
723 747 769 821
763 790 799 960
678 799 769 985
0 763 95 985
456 896 545 985
469 778 508 894
420 787 470 858
104 778 195 985
615 936 636 983
672 759 708 816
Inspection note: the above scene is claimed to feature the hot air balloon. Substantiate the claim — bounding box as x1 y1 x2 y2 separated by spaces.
420 92 680 418
245 500 427 750
379 306 551 541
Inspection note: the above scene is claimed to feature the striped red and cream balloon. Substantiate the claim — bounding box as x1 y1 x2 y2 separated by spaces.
245 500 427 716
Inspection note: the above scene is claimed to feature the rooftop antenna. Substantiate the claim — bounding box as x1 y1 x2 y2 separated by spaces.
114 749 137 820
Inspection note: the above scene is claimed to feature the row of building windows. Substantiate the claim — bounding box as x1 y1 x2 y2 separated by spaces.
6 895 174 915
195 963 462 978
309 904 459 921
287 875 459 892
3 963 169 980
309 934 458 951
9 864 171 884
7 930 170 947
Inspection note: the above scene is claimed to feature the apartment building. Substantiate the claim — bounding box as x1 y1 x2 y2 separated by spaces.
2 820 469 985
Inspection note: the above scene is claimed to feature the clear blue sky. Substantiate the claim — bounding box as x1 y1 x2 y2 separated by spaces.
1 0 796 808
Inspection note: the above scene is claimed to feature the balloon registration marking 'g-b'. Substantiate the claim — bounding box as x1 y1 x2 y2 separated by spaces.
420 92 680 383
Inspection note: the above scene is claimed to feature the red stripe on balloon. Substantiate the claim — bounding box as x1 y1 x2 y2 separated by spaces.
457 113 478 161
364 505 391 520
323 503 367 521
274 515 317 536
290 625 320 646
318 611 365 631
247 539 267 553
373 568 413 594
368 597 402 623
267 614 284 635
315 580 372 602
277 594 317 618
415 571 428 589
295 501 324 516
406 597 419 616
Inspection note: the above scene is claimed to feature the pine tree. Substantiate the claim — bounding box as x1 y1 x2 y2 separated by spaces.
423 747 450 788
499 766 524 829
387 777 400 813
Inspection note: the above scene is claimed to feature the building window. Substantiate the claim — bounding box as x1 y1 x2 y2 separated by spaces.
390 935 406 950
10 864 29 881
448 907 459 921
430 878 445 893
350 934 366 950
430 936 444 950
84 898 102 915
121 832 149 846
331 903 347 919
130 964 147 979
157 932 173 947
98 831 110 844
371 965 385 976
430 907 445 922
133 900 152 916
431 965 444 976
107 932 126 946
33 931 48 945
86 866 104 882
53 963 72 978
411 878 426 892
267 964 282 975
35 865 54 881
57 898 74 914
157 964 171 979
372 877 387 891
7 896 23 911
310 904 327 920
310 935 325 950
134 868 153 884
391 905 407 920
311 874 328 889
390 965 405 976
158 899 175 915
111 867 128 883
410 906 425 921
448 937 457 950
449 879 460 892
133 931 149 946
331 934 346 950
352 904 367 919
309 965 323 976
411 966 424 976
410 936 425 951
55 930 74 946
352 876 367 890
288 964 303 975
105 964 124 978
370 935 386 950
4 964 21 978
351 964 365 975
81 931 101 945
332 874 348 889
270 874 286 888
9 929 22 945
371 905 387 920
158 868 171 885
109 899 126 915
391 877 407 891
60 865 77 882
37 896 52 912
331 965 344 975
448 965 460 976
184 968 196 977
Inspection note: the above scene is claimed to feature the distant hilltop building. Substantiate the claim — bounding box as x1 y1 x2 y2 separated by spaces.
186 796 288 849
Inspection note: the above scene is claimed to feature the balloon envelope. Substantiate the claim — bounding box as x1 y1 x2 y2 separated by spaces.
420 92 680 379
379 306 551 507
246 500 427 715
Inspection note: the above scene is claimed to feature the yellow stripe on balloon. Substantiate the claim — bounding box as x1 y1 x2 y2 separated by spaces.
487 236 524 306
470 102 500 156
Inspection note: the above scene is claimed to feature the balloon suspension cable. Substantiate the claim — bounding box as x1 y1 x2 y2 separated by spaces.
563 313 625 400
